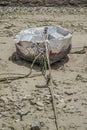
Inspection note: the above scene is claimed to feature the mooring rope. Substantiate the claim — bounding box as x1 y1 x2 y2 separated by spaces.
45 41 59 130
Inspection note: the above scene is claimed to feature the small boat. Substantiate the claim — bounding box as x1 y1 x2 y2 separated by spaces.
15 26 72 64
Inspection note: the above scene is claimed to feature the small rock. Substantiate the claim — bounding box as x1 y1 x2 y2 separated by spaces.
76 74 82 81
57 102 66 109
36 106 44 111
59 99 64 103
36 101 44 107
31 119 41 130
15 119 20 122
45 94 51 100
64 91 74 95
21 95 31 101
54 94 60 100
30 100 36 105
63 105 75 114
76 74 87 82
17 109 25 115
0 97 8 103
65 97 72 103
0 112 9 117
45 100 50 104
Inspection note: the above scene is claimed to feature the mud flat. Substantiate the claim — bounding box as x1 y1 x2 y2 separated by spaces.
0 7 87 130
0 0 87 6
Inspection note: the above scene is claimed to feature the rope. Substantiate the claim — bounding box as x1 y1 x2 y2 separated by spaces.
45 41 59 130
0 52 42 83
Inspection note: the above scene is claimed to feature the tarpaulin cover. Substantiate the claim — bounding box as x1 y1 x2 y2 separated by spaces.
15 26 72 64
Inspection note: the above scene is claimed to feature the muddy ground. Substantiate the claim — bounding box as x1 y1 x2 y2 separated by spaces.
0 0 87 6
0 6 87 130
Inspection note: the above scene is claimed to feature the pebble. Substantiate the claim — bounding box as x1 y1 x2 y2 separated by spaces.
76 74 82 81
64 91 74 95
36 106 44 111
65 97 72 103
59 99 64 103
17 109 25 115
21 95 31 101
45 94 51 101
15 119 20 122
45 100 50 104
36 101 44 107
54 94 60 100
31 119 41 130
30 100 36 105
63 105 75 114
0 96 8 103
